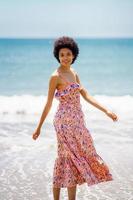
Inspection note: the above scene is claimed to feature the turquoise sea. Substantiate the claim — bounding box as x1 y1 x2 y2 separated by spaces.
0 38 133 96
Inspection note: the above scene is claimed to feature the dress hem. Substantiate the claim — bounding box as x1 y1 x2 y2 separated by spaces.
53 177 113 188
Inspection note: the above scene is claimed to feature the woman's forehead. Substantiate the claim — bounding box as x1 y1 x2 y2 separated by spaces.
59 48 72 54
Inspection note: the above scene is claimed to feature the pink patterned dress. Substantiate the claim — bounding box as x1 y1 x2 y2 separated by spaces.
53 69 113 188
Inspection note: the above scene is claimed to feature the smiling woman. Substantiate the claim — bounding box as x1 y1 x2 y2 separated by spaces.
32 36 118 200
53 36 79 64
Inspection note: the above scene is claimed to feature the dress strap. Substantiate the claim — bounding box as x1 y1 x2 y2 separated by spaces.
57 69 70 83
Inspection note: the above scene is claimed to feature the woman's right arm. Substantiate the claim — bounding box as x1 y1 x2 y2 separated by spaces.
32 74 58 140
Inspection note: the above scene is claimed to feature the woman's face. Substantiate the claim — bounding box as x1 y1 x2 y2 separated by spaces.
58 48 74 66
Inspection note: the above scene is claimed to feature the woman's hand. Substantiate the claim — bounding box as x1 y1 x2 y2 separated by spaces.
105 110 118 122
32 128 41 140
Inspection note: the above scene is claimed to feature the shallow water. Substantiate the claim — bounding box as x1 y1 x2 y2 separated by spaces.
0 97 133 200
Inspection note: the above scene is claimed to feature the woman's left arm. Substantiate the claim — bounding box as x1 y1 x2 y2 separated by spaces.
75 73 118 122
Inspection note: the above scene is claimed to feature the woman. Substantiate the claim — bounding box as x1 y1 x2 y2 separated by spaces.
32 36 118 200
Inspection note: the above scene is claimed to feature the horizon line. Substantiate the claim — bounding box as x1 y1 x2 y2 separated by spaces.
0 36 133 40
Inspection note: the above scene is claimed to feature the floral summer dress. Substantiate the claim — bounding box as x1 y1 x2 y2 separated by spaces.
53 68 113 188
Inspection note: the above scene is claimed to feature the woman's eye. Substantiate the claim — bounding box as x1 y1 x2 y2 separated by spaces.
60 53 71 57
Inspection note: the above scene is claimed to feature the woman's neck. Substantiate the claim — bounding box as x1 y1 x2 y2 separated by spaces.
58 65 71 72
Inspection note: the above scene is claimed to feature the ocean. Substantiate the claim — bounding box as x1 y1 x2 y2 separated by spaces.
0 38 133 200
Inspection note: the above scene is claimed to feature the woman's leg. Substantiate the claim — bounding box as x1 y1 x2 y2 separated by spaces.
53 187 61 200
67 185 77 200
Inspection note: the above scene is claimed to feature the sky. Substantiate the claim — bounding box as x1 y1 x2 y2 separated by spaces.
0 0 133 38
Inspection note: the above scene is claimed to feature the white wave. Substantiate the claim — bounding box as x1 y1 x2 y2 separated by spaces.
0 94 133 122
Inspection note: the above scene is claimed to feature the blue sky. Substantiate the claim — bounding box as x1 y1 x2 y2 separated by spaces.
0 0 133 38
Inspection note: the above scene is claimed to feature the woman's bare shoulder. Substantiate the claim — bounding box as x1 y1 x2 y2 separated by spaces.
50 69 59 80
71 67 79 77
48 69 59 85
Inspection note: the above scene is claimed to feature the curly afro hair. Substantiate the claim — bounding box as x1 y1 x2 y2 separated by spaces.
53 36 79 64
